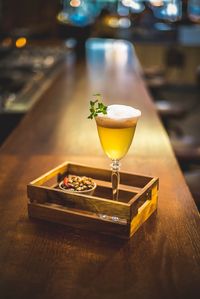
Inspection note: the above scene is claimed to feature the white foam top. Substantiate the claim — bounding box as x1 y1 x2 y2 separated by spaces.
96 104 141 128
106 105 141 119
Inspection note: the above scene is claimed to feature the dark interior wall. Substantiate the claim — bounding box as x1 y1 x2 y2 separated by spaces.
0 0 61 36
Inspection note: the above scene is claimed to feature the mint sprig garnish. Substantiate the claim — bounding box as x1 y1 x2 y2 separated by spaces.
87 94 107 119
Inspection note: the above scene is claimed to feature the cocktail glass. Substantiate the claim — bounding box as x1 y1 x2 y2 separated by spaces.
95 104 141 201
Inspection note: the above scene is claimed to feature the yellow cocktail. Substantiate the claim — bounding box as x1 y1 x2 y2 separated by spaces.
95 104 141 200
96 125 136 160
95 105 140 160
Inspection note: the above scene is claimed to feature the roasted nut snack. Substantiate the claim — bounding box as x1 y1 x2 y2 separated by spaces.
60 176 95 192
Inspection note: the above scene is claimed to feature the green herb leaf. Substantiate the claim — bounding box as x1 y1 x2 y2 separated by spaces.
87 94 107 119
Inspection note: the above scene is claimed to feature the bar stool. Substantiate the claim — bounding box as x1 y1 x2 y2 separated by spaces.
145 47 186 98
152 63 200 127
154 84 200 136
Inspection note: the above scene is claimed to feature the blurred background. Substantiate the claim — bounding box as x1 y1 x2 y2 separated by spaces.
0 0 200 209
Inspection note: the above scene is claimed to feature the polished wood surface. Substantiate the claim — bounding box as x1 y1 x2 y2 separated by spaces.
0 39 200 299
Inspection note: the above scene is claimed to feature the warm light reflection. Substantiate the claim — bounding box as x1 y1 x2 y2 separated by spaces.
150 0 164 7
122 0 144 12
130 1 142 11
57 11 69 24
105 41 128 68
15 37 27 48
105 16 131 28
107 16 119 28
166 3 178 16
122 0 132 7
70 0 81 7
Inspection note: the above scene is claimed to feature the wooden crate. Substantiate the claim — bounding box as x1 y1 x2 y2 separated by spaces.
27 162 159 239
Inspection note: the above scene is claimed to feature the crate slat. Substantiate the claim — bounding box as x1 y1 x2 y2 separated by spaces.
28 202 129 238
27 184 131 219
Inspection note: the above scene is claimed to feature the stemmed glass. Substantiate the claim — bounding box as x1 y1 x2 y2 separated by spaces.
95 104 141 201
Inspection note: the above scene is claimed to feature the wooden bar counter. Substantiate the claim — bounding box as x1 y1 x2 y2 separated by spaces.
0 39 199 299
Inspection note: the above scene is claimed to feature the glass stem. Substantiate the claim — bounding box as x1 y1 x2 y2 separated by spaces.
111 160 120 201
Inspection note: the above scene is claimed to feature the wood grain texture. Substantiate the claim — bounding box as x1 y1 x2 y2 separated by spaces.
0 39 200 299
27 184 131 220
27 202 130 238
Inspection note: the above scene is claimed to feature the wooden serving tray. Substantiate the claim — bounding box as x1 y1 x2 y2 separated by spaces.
27 162 159 239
